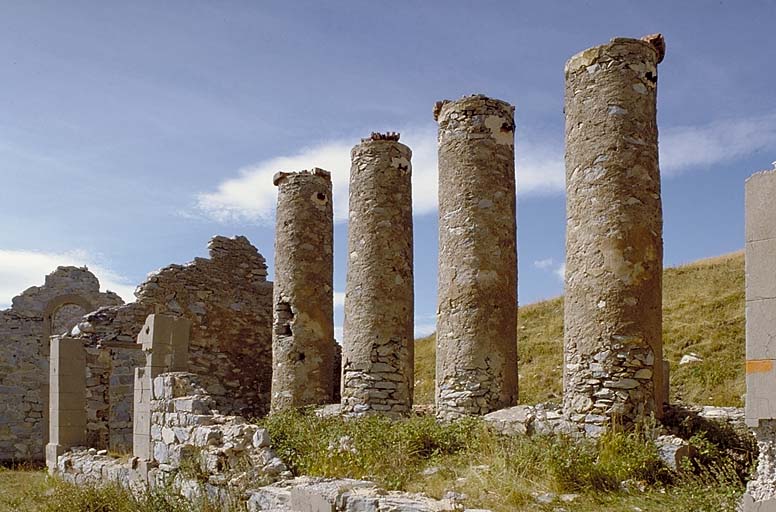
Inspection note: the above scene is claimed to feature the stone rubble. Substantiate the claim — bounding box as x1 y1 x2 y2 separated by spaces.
246 476 489 512
55 371 288 500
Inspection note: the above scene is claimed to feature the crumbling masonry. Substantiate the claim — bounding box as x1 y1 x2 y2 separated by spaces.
434 95 519 420
563 35 666 434
341 132 414 416
0 267 122 462
744 165 776 511
271 169 336 411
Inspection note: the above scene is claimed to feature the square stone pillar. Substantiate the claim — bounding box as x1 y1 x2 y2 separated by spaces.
133 367 152 459
744 167 776 510
46 336 86 473
132 314 190 465
138 314 190 379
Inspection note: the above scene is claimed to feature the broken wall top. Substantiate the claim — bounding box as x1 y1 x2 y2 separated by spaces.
3 266 123 320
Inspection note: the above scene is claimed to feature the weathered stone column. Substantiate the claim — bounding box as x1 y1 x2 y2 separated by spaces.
563 34 666 434
743 165 776 510
342 133 414 416
271 168 335 411
434 95 518 420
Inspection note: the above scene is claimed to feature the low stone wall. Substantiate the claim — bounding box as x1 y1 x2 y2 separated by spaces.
54 371 288 501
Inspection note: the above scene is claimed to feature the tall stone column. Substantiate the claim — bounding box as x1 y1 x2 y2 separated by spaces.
743 165 776 510
342 132 414 416
563 34 666 434
271 169 335 411
434 95 518 420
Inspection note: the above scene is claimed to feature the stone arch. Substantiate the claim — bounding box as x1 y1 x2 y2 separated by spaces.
43 294 96 341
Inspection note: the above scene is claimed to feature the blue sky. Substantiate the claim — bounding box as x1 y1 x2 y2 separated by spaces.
1 1 774 338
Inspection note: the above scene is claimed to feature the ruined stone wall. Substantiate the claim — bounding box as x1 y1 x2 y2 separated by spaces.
0 267 123 462
434 95 518 420
69 236 274 450
271 169 335 411
563 35 665 434
342 133 414 416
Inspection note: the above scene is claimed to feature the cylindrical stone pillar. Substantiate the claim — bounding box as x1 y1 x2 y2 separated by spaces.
563 34 666 434
271 168 335 411
342 132 414 417
434 95 518 421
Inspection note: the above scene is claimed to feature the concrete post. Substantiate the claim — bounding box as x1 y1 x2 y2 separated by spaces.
271 168 335 411
133 314 190 461
342 132 414 416
743 165 776 510
562 34 666 435
434 95 518 420
46 336 86 473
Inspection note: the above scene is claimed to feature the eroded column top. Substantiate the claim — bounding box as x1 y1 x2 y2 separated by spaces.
273 167 331 187
433 94 515 123
351 132 412 159
565 33 665 77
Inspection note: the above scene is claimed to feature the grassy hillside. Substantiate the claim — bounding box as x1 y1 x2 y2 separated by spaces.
415 251 745 407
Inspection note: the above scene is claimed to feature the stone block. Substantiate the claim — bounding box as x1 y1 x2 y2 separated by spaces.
743 492 776 512
747 239 776 301
45 443 63 474
747 360 776 422
746 170 776 243
747 299 776 360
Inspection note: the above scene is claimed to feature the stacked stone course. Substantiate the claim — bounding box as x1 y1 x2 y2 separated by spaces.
341 133 414 416
71 235 275 443
271 168 336 411
563 34 665 435
434 94 519 420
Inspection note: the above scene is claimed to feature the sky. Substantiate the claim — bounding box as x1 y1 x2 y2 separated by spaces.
0 1 774 338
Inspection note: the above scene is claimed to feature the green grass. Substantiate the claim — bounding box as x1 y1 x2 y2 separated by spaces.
261 410 745 512
0 464 238 512
415 251 746 407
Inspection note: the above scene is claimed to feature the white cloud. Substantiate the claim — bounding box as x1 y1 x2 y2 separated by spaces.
533 258 554 269
333 291 345 309
660 113 776 175
195 126 566 224
555 263 565 281
0 249 136 309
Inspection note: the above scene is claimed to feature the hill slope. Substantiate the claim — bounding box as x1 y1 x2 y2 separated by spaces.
414 251 745 407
